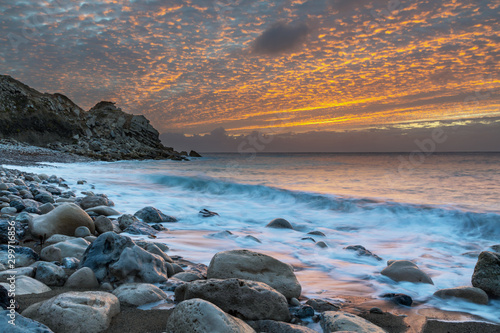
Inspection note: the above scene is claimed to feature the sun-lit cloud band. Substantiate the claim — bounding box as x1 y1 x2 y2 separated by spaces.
1 0 499 135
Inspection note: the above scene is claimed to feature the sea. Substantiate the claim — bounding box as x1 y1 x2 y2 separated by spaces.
7 152 500 322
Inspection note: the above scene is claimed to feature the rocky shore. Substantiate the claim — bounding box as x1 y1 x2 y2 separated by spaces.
0 166 499 333
0 75 200 162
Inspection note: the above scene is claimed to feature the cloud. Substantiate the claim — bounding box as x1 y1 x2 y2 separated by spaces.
252 21 310 54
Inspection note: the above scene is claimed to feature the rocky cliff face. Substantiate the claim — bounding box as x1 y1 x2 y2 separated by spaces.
0 75 196 161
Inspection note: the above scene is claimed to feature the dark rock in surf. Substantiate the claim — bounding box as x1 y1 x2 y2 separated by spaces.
344 245 382 261
471 251 500 297
134 206 177 223
266 218 294 230
381 293 413 306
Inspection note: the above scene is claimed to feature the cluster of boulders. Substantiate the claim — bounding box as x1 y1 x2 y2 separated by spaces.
0 167 499 332
0 75 201 162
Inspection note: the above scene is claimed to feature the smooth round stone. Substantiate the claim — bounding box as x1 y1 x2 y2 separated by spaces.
266 218 294 229
75 226 91 237
1 207 17 215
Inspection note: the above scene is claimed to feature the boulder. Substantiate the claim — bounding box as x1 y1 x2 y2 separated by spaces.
321 311 387 333
94 216 114 234
41 238 90 262
165 298 255 333
134 206 177 223
247 320 317 333
381 260 433 284
207 249 301 299
112 283 168 306
266 218 293 229
29 203 95 239
0 245 39 267
0 276 51 295
0 310 54 333
175 278 290 321
22 291 120 333
65 267 99 289
471 251 500 297
434 286 488 305
80 232 173 283
35 262 66 286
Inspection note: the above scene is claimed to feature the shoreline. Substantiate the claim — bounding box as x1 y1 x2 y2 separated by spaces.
1 151 499 332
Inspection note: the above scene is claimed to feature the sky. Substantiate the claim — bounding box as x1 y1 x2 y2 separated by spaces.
1 0 499 151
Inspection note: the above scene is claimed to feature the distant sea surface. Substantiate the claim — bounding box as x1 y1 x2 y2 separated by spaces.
10 152 500 321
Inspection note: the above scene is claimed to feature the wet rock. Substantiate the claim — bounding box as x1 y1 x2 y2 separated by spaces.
344 245 382 261
244 235 262 243
22 291 120 333
94 215 114 234
199 208 219 217
189 150 202 157
112 283 168 306
207 249 301 299
471 251 500 297
117 214 139 230
266 218 294 229
0 310 54 332
80 232 173 284
381 293 413 306
316 241 328 248
122 220 158 237
76 194 113 210
175 278 290 321
61 257 80 269
381 260 433 284
172 272 204 282
305 298 342 312
307 230 325 237
321 311 386 333
134 206 177 223
65 267 99 289
293 305 315 318
29 203 95 239
370 307 384 314
434 286 488 305
165 298 255 333
35 262 66 286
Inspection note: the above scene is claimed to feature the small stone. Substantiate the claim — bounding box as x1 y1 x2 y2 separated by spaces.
35 262 66 286
316 241 328 248
382 293 413 306
308 230 326 237
75 226 91 237
65 267 99 289
370 307 384 314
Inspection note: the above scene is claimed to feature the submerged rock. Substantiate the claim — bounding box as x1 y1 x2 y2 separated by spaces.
266 218 294 230
207 249 301 299
344 245 382 261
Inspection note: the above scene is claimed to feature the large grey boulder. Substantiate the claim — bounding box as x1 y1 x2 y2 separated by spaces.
472 251 500 297
80 232 172 283
134 206 177 223
165 298 255 333
29 203 95 239
112 283 168 306
0 310 54 332
434 286 488 304
381 260 433 284
22 291 120 333
207 249 301 299
321 311 387 333
175 278 290 321
35 262 66 286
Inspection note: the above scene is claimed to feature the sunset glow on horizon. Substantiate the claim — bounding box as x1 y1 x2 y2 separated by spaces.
1 0 499 135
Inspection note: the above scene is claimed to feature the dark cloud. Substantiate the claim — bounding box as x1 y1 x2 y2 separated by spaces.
252 22 310 54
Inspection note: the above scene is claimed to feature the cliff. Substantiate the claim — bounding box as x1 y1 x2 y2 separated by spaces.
0 75 197 161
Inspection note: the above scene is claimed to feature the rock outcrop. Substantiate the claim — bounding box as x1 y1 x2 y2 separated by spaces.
0 75 198 161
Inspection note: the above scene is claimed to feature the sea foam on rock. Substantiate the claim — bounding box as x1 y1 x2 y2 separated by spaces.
22 291 120 333
165 298 255 333
175 278 291 321
207 249 301 299
29 203 95 239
